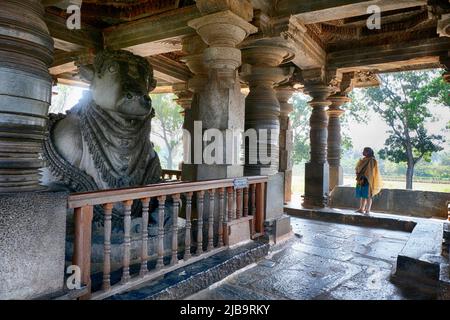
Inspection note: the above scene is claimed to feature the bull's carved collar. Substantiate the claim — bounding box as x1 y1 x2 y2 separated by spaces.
79 98 161 189
45 96 161 195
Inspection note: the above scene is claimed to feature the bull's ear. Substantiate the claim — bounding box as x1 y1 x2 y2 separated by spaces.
79 65 95 82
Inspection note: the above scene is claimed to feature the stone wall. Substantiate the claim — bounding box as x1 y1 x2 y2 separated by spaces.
329 186 450 219
0 191 68 299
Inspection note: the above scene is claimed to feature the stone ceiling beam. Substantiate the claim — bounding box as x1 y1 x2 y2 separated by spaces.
253 15 326 69
147 55 193 84
275 0 426 23
103 6 201 51
44 12 103 51
327 37 450 70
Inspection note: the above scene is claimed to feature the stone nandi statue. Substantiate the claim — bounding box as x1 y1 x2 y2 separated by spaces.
42 50 163 222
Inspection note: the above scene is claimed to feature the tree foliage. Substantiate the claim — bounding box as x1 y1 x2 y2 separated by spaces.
356 70 449 189
150 94 184 170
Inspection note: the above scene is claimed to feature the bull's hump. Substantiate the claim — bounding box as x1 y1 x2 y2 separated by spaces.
53 113 83 167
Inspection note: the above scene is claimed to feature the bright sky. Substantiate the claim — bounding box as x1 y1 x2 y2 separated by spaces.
349 102 450 153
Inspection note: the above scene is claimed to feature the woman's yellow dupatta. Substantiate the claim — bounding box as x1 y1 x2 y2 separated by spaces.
355 157 382 197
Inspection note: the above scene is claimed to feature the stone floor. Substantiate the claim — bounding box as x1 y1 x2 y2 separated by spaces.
187 217 437 300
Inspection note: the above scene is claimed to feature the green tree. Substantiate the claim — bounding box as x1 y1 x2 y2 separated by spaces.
50 84 72 114
290 91 369 164
357 70 449 189
150 94 184 170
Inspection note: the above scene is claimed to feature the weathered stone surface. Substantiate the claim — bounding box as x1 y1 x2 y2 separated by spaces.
395 221 444 282
285 205 417 232
330 186 450 219
189 217 438 300
0 191 68 299
0 0 54 192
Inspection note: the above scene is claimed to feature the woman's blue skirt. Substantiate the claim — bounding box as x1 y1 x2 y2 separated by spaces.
355 184 369 199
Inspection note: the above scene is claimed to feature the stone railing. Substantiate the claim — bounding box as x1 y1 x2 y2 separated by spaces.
67 176 267 300
161 169 182 181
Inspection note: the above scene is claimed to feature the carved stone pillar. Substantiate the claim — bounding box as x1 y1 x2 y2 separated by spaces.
179 35 208 181
188 1 257 180
0 0 54 192
241 40 294 176
302 81 333 208
276 86 295 204
173 82 194 173
327 94 349 192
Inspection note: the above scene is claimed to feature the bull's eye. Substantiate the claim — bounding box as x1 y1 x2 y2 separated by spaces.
108 63 118 74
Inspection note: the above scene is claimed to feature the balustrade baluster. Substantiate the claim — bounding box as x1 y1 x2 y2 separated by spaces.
156 195 166 270
243 188 249 217
207 189 215 251
171 194 180 265
140 198 150 276
197 191 205 255
256 183 265 234
218 188 225 247
184 192 193 261
251 184 256 237
102 203 113 290
121 200 133 284
236 189 242 220
227 187 234 223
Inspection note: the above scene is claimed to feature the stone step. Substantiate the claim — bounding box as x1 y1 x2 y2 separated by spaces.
105 241 269 300
394 221 444 284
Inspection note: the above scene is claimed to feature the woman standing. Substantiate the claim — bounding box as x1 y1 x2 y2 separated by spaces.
355 147 382 214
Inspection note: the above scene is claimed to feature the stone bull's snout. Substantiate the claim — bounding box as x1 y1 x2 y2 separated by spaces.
117 84 153 117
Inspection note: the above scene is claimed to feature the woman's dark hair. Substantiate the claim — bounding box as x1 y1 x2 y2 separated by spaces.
363 147 375 158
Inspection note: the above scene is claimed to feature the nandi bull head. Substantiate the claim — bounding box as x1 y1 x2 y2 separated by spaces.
80 50 157 118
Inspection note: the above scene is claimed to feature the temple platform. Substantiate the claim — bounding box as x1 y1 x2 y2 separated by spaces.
188 216 448 300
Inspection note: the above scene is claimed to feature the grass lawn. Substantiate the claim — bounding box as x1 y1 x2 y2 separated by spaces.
292 175 450 196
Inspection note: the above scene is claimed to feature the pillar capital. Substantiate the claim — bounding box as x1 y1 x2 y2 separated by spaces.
180 35 208 93
327 94 350 118
276 85 295 117
173 83 193 110
188 10 257 49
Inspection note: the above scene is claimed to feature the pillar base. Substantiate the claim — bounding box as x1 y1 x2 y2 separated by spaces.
264 214 292 244
329 164 343 192
303 162 329 208
0 191 68 299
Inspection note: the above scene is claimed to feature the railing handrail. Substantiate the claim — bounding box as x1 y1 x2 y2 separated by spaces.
68 176 268 208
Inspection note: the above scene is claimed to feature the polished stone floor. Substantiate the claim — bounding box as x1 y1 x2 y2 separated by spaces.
187 217 435 300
